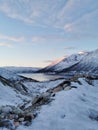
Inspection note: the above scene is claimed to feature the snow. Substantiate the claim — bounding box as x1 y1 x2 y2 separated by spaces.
0 68 22 81
41 49 98 73
63 49 98 73
0 82 31 106
44 52 87 72
16 78 98 130
2 66 40 73
77 49 98 71
23 79 65 96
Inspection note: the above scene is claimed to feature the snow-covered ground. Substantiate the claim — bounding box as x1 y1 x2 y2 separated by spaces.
0 68 23 81
1 64 98 130
15 78 98 130
0 81 31 106
23 79 65 96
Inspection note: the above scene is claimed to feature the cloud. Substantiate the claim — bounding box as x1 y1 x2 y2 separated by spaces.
32 35 67 43
64 47 76 50
64 9 98 39
0 34 25 42
32 36 46 43
0 42 12 48
0 0 98 40
44 60 54 63
64 24 74 32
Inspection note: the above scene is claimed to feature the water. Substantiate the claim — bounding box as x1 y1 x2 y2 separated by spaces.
19 73 63 81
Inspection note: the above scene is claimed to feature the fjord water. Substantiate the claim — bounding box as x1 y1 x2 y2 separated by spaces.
19 73 63 81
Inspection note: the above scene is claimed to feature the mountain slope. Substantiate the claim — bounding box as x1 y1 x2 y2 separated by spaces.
39 52 87 73
0 76 30 106
17 78 98 130
61 49 98 74
0 68 23 81
2 66 40 73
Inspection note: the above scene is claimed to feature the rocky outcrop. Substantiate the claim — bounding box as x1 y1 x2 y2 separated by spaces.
47 80 71 93
0 105 37 130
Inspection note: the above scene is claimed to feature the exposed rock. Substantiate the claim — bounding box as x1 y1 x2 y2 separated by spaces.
24 114 32 122
32 92 51 106
47 80 71 93
14 121 20 128
0 119 14 130
18 117 24 122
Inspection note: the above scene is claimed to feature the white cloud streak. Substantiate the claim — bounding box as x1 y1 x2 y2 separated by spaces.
0 0 98 39
0 42 12 48
0 34 25 42
64 47 76 50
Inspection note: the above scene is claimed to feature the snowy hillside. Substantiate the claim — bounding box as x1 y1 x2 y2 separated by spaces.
0 81 30 106
13 78 98 130
0 66 98 130
1 66 40 73
62 49 98 74
0 49 98 130
39 52 87 72
0 68 23 81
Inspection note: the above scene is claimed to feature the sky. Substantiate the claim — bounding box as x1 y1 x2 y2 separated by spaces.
0 0 98 67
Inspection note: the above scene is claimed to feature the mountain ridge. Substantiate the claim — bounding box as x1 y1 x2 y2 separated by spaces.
38 49 98 75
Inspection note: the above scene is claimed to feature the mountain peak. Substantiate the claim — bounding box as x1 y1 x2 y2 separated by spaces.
39 49 98 74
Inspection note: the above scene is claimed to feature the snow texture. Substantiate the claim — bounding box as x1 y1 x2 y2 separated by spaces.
43 52 87 72
16 78 98 130
0 82 30 106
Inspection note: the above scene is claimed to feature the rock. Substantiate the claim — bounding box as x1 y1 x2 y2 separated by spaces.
52 86 63 93
0 119 14 129
12 107 23 115
47 81 71 93
32 93 50 106
8 114 15 120
14 121 20 128
18 117 24 122
24 121 32 126
24 114 32 122
51 93 55 97
64 86 72 91
0 113 6 119
32 95 40 105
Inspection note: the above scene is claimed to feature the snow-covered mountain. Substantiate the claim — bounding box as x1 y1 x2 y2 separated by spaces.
39 52 87 73
39 49 98 75
1 66 40 74
61 49 98 74
0 68 23 81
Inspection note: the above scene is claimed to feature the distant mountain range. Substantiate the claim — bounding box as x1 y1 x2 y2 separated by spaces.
1 66 40 74
39 49 98 74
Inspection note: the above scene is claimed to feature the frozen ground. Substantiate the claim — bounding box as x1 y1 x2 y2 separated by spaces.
5 78 98 130
0 68 98 130
0 79 98 130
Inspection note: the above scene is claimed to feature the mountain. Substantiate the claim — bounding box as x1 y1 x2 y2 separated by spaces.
1 66 40 74
61 49 98 74
0 68 23 81
39 52 87 73
39 49 98 75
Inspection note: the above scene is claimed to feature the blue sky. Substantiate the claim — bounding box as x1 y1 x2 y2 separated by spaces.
0 0 98 67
